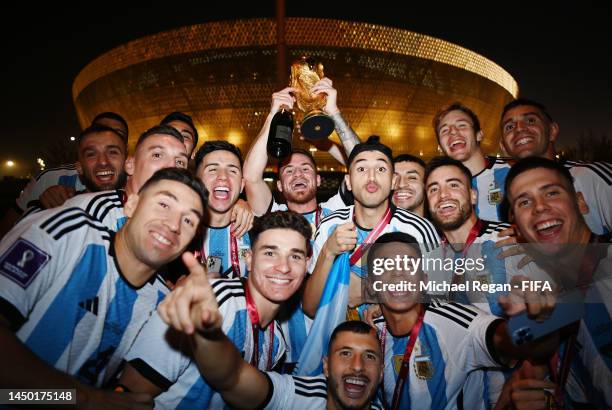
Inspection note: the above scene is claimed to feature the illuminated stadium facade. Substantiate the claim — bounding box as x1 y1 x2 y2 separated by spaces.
72 18 518 169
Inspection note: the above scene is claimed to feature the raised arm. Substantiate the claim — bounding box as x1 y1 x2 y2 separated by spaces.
157 252 270 408
302 222 357 317
0 315 152 409
311 77 361 157
243 88 296 216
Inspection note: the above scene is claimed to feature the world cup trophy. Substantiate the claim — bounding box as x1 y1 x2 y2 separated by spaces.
290 56 335 140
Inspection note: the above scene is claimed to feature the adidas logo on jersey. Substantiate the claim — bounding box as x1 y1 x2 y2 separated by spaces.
78 297 99 315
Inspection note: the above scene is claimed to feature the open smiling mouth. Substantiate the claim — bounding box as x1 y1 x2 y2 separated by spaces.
449 140 466 150
437 201 457 216
151 230 174 247
213 186 230 200
267 276 292 285
343 376 370 398
514 136 534 147
95 169 115 182
534 219 563 239
291 180 308 191
394 191 414 199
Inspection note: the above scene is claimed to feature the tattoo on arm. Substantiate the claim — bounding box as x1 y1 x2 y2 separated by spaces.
331 112 360 155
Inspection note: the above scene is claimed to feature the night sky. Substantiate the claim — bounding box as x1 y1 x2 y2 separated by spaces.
1 2 610 177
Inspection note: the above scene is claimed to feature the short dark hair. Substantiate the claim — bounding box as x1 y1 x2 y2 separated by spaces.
367 232 423 278
194 140 243 171
328 321 377 353
366 231 423 290
432 102 481 140
91 112 129 138
136 125 184 148
424 156 473 186
347 135 393 168
138 167 208 216
501 98 554 123
161 111 199 148
393 154 426 169
77 124 126 148
505 156 575 202
249 211 312 256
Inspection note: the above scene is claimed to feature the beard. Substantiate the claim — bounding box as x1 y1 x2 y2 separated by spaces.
327 372 376 410
283 185 317 204
432 201 472 231
82 169 127 192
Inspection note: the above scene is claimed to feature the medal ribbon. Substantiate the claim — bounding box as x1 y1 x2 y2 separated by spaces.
229 234 241 277
314 205 322 228
349 207 392 266
379 307 426 410
441 218 483 258
195 231 241 278
243 279 275 370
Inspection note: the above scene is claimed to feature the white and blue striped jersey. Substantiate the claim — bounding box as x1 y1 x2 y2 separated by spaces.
373 302 503 410
59 189 127 232
271 189 346 244
263 372 383 410
471 157 511 222
279 303 313 373
561 236 612 408
0 206 168 387
124 278 286 410
200 224 251 278
564 160 612 235
433 220 529 317
311 205 440 276
434 220 533 410
15 164 86 212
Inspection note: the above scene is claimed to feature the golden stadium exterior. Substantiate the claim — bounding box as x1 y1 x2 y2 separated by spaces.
72 18 518 169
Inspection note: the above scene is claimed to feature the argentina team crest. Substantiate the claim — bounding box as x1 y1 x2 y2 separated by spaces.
487 181 502 205
413 343 434 380
393 354 404 375
239 246 250 261
475 270 491 286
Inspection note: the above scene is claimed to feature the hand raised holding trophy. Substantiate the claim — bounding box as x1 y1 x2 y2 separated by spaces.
290 56 336 141
267 56 337 159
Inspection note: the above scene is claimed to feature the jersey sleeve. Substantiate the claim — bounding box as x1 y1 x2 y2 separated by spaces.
15 167 81 212
572 164 612 235
309 220 337 273
464 308 505 370
15 176 44 212
262 371 296 409
0 211 63 328
124 311 192 390
429 303 503 373
320 184 349 212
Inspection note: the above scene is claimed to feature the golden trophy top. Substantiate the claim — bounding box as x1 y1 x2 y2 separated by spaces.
290 56 327 113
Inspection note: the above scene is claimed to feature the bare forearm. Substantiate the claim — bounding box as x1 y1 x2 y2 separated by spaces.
0 326 92 400
243 114 274 215
331 111 360 156
190 329 268 407
303 247 337 317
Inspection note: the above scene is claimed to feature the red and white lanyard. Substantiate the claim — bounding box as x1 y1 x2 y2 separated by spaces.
243 280 275 370
379 308 426 410
195 231 241 278
349 207 392 266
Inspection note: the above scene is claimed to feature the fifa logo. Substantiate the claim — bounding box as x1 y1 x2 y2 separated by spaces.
17 250 35 269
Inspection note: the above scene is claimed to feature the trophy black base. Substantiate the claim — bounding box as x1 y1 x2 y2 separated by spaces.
300 111 334 140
